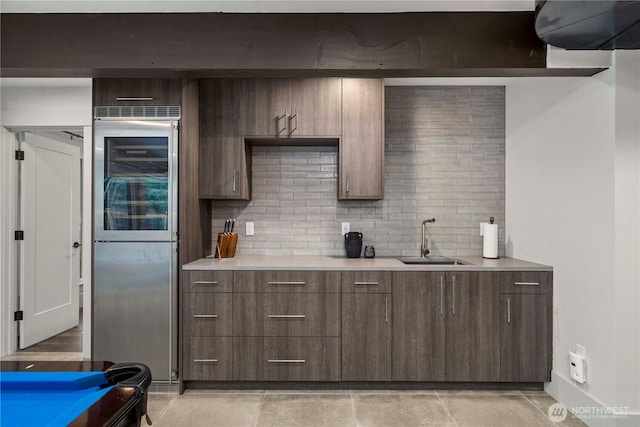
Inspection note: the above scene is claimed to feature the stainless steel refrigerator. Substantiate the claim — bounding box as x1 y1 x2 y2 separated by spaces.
93 110 179 382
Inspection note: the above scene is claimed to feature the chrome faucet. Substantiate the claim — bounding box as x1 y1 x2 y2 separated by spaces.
421 218 436 257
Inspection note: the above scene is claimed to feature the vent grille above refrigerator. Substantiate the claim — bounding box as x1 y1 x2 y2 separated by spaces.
95 106 181 119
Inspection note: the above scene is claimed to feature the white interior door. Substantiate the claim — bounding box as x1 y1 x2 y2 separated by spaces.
20 132 80 349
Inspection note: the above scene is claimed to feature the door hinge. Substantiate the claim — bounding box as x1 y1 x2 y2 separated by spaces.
14 310 23 321
15 150 24 160
15 230 24 240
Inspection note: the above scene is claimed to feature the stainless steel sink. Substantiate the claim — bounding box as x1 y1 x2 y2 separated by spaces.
399 257 468 265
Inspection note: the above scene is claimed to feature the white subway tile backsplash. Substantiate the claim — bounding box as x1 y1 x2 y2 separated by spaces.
210 86 505 257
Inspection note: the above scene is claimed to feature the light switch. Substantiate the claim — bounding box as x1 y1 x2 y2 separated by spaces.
246 222 254 236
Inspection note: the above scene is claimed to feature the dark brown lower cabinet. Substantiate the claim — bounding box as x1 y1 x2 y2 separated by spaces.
183 337 233 381
342 293 391 381
500 293 551 381
445 272 501 381
392 272 501 382
234 337 341 381
392 272 446 381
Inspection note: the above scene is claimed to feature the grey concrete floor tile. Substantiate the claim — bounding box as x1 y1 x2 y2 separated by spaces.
186 389 265 394
257 393 354 427
436 390 523 396
152 393 264 427
146 393 177 424
265 389 350 395
439 394 555 427
522 393 587 426
350 389 437 395
353 394 456 427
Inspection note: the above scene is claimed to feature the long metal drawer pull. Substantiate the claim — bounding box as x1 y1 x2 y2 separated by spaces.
193 359 218 363
267 281 306 286
354 281 379 285
267 359 306 363
507 298 511 324
115 97 154 101
193 281 219 285
193 314 219 318
440 276 444 315
514 282 540 286
451 275 456 315
267 314 306 319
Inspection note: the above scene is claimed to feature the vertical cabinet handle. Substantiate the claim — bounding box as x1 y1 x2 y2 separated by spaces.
276 111 287 135
346 172 349 194
439 276 444 315
232 170 237 192
289 109 298 135
507 297 511 324
385 296 389 323
451 275 456 315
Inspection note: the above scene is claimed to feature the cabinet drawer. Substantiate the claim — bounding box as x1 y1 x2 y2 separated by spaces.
183 293 233 336
234 337 340 381
341 271 391 293
501 272 552 294
183 337 233 381
184 271 233 293
234 271 340 293
234 293 340 337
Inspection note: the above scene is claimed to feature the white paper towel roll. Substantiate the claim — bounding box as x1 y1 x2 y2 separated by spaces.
482 223 499 259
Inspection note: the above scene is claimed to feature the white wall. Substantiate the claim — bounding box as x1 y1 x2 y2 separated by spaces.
506 53 640 425
0 78 92 358
613 51 640 419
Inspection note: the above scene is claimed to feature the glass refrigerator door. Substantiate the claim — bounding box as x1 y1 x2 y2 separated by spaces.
104 137 169 231
94 120 176 241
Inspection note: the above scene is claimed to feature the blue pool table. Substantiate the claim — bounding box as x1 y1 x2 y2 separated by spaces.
0 361 151 427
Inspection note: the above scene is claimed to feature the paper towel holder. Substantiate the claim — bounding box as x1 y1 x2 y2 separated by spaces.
481 217 500 259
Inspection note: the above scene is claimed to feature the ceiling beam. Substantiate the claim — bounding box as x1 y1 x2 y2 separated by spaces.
0 12 603 77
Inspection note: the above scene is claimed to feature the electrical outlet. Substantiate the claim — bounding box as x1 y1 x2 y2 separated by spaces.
570 345 587 384
341 222 350 235
246 222 254 236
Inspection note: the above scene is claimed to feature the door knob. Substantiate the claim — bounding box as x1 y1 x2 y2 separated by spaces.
72 242 82 248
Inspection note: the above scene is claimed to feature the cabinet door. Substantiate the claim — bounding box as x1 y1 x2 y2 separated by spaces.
445 272 501 381
290 78 342 136
392 272 446 381
234 337 341 381
183 337 233 381
233 293 340 337
199 79 250 199
242 79 290 136
183 293 233 337
342 293 391 381
93 78 182 106
501 294 551 381
339 78 384 200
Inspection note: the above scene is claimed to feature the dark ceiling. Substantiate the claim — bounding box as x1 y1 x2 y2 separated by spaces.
535 0 640 49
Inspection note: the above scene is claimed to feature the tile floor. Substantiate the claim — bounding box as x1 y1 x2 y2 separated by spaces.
2 347 586 427
146 389 587 427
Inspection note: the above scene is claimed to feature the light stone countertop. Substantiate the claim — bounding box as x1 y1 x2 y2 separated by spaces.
183 255 552 271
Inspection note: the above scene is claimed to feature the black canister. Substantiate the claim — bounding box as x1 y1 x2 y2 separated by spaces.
344 232 363 258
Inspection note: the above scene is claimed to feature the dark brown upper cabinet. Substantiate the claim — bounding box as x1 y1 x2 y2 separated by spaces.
339 78 384 200
199 79 250 200
93 78 182 106
242 78 342 138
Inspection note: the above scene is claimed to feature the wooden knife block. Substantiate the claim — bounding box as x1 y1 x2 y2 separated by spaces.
215 233 238 258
